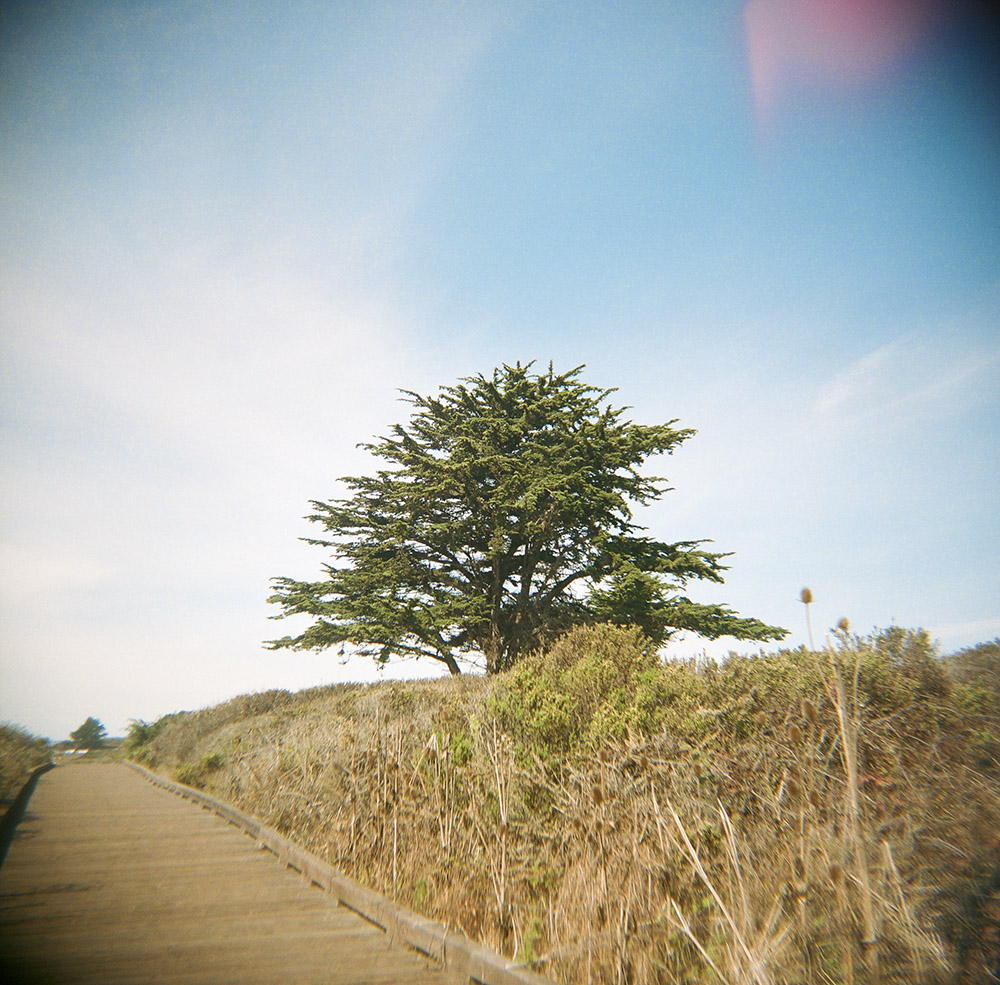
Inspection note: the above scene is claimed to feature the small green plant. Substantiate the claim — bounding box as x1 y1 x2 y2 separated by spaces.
516 913 545 966
412 876 429 914
449 732 474 767
172 751 225 789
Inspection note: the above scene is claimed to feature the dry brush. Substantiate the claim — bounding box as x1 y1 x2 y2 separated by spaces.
131 628 1000 984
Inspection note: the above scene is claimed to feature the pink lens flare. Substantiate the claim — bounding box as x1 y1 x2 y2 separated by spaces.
744 0 946 136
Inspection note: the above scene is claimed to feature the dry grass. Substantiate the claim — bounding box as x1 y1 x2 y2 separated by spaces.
132 629 1000 984
0 723 51 804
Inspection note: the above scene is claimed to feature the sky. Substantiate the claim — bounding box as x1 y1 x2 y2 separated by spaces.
2 0 998 741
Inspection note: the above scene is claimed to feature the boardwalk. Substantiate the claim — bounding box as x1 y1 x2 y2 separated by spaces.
0 762 457 985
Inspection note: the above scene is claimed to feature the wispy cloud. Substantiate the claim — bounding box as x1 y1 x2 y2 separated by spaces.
813 340 899 418
811 334 999 437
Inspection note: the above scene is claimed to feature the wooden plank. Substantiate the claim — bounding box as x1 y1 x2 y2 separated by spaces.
123 761 554 985
0 763 455 985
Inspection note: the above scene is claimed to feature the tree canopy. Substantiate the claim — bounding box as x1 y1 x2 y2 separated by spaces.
267 363 786 674
70 716 107 749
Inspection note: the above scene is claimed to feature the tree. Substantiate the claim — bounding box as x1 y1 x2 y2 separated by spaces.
70 716 107 749
268 363 786 674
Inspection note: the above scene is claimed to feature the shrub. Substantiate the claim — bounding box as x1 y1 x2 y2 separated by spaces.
125 717 170 762
873 625 951 700
172 751 225 789
946 639 1000 702
489 623 661 757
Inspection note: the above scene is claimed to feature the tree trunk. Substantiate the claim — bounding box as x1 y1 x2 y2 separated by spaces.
484 641 501 675
487 554 504 673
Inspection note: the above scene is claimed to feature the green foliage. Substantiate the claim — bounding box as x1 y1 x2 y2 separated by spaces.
490 621 822 759
945 638 1000 704
412 876 429 914
873 625 950 700
172 751 225 789
491 623 674 756
489 622 823 759
516 914 545 965
268 363 786 675
449 732 474 767
944 639 1000 770
820 625 952 716
125 717 168 760
490 622 966 762
70 716 107 749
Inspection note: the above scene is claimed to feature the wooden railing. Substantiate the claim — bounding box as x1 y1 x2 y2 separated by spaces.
0 761 55 868
124 760 552 985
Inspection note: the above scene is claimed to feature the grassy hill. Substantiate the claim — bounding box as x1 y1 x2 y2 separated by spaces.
126 625 1000 985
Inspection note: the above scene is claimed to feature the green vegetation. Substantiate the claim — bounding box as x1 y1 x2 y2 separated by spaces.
69 716 107 749
172 751 225 789
125 717 173 762
267 363 786 675
130 626 1000 984
0 723 51 803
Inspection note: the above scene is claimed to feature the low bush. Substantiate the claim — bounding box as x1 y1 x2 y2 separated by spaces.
172 751 226 789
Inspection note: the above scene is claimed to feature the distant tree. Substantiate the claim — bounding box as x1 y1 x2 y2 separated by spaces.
70 717 107 749
268 363 787 674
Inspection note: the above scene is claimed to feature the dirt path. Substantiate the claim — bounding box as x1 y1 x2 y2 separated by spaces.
0 762 455 984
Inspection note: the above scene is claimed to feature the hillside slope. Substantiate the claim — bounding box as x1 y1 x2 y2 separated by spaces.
129 627 1000 985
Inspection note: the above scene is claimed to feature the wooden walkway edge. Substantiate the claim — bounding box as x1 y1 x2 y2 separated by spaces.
0 762 553 985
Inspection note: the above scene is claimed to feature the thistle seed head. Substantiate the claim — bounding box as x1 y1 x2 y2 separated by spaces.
837 616 850 632
800 587 813 605
802 699 817 725
789 723 803 745
829 863 845 886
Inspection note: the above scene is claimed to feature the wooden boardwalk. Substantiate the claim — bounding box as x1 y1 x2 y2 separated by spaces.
0 762 458 985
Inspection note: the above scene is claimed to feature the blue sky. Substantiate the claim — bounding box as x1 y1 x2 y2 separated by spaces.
2 1 998 741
